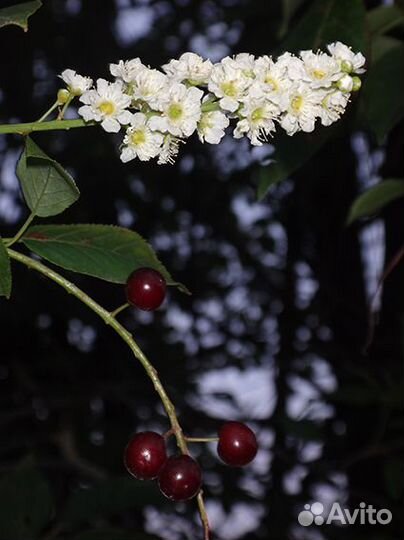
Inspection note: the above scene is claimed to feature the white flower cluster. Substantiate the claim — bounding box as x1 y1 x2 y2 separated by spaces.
60 42 365 165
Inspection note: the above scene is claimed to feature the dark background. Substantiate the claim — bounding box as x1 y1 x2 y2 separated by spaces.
0 1 403 539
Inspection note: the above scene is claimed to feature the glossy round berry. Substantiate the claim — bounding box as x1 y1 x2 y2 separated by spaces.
125 268 167 311
124 431 167 480
158 455 202 501
217 421 258 467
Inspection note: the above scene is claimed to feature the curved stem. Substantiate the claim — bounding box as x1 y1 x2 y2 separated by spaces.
5 211 36 248
0 118 95 135
7 248 210 539
37 100 60 123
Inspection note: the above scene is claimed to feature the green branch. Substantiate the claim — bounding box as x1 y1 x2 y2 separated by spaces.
0 118 95 135
7 247 210 539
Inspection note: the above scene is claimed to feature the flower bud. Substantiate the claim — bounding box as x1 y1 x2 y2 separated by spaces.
341 60 353 73
351 76 362 92
57 88 70 104
336 74 354 93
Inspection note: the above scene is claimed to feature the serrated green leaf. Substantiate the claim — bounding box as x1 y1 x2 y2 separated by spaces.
0 0 42 31
62 476 161 526
347 179 404 225
367 5 404 37
22 224 189 293
278 0 367 54
0 457 53 540
0 236 12 299
257 125 337 200
17 137 80 218
362 44 404 144
71 530 159 540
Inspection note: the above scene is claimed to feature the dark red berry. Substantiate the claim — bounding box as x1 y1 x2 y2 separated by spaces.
158 455 202 501
217 421 258 467
124 431 167 480
125 268 167 311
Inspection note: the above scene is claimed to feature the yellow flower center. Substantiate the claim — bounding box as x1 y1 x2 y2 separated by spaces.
264 75 278 91
131 130 146 146
251 108 264 123
291 95 304 113
312 69 326 80
221 81 237 97
168 103 183 121
98 101 116 116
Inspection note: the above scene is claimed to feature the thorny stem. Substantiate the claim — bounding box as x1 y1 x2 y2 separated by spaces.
7 248 211 540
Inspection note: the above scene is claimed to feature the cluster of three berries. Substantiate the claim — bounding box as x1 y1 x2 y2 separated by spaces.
125 422 258 501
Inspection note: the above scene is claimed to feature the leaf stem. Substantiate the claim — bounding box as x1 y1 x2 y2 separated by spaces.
5 211 36 248
37 100 60 123
0 118 95 135
7 248 211 539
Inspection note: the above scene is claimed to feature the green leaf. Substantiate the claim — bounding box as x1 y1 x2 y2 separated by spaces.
0 1 42 31
279 0 367 54
16 137 80 218
22 224 189 292
0 457 53 540
62 476 161 526
347 179 404 224
362 43 404 143
367 5 404 37
0 237 12 299
257 125 337 199
71 529 159 540
370 35 403 64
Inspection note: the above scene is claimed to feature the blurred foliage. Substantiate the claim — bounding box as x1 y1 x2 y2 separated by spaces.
0 1 403 539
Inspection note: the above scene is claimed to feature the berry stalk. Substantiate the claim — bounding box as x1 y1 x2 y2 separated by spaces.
7 247 210 539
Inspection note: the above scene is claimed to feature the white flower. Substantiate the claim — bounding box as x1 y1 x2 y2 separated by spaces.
253 55 292 108
318 90 349 127
59 69 92 96
157 134 184 164
197 110 229 144
131 68 169 108
78 79 132 133
208 61 252 112
299 50 340 88
162 52 213 84
223 53 257 78
280 83 323 135
149 83 203 137
327 42 366 74
120 113 164 162
110 58 145 83
234 96 278 145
